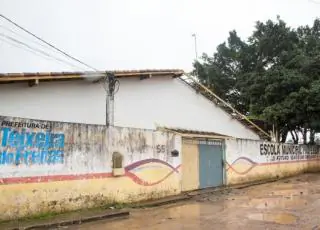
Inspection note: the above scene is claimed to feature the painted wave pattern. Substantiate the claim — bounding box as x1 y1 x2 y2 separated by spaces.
0 159 180 185
226 157 258 175
124 159 181 186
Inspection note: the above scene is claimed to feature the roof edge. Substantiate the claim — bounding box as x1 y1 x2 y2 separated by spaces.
0 69 185 82
157 126 234 139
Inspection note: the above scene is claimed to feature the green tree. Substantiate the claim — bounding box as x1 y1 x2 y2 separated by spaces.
193 17 320 143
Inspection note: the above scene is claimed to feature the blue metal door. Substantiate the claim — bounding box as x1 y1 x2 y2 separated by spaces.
199 141 224 189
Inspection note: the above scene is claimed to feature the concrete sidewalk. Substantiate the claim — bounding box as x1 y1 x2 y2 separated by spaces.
0 195 190 230
0 209 129 230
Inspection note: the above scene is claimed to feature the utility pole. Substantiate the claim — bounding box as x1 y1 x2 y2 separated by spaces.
192 33 200 81
102 72 117 127
192 33 198 60
100 72 117 156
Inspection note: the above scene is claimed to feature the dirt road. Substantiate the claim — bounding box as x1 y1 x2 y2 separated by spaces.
62 174 320 229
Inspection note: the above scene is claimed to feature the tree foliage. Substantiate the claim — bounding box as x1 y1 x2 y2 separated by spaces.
193 17 320 143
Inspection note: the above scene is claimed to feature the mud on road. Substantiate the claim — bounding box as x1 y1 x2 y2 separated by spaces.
63 173 320 230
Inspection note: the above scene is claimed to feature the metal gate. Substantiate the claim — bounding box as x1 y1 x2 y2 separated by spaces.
199 140 224 189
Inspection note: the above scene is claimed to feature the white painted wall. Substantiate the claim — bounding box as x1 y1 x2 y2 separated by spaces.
0 76 260 139
225 138 320 184
0 81 106 125
0 116 181 178
114 77 260 140
226 139 320 165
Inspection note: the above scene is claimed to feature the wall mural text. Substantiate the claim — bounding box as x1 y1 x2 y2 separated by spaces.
259 143 319 162
0 125 65 165
1 120 52 129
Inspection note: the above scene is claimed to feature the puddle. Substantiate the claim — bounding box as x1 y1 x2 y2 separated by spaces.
248 197 307 209
221 195 307 210
269 189 309 196
46 174 320 230
247 213 297 225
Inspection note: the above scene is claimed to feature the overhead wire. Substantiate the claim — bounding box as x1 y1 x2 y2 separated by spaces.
0 33 87 71
0 24 66 57
0 14 121 96
184 73 271 139
0 14 99 71
0 36 72 70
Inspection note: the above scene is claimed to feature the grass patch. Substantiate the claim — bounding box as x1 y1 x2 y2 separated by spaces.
0 201 132 224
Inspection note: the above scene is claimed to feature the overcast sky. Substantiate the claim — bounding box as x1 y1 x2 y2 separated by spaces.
0 0 319 73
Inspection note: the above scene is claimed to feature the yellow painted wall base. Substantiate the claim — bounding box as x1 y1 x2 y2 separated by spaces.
227 161 320 185
0 166 181 220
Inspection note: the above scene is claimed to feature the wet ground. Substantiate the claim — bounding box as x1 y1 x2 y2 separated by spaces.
57 174 320 229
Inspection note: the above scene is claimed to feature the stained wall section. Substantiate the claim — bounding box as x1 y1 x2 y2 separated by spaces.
0 116 181 220
226 139 320 185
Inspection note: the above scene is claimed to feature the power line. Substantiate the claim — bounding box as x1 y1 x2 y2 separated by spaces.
0 36 81 70
0 33 87 70
0 15 118 95
0 14 99 71
0 33 85 70
0 14 118 127
0 24 63 55
0 25 85 70
0 36 44 59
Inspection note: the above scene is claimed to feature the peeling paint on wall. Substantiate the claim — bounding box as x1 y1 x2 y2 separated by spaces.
0 126 64 165
226 139 320 185
0 116 182 221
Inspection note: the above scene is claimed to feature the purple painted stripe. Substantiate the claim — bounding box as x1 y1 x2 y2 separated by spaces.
0 158 180 185
230 156 258 166
125 158 179 173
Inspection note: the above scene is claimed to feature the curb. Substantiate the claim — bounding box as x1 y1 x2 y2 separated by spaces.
11 210 130 230
186 186 229 197
231 178 279 189
185 178 280 197
133 194 191 208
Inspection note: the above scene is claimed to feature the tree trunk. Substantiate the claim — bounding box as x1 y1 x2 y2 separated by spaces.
290 130 299 144
271 124 281 143
303 128 307 145
271 124 276 142
270 124 281 143
294 130 299 144
280 130 288 143
310 130 316 145
276 129 280 143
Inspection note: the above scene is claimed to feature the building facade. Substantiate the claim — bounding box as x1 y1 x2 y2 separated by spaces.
0 114 319 221
0 69 260 140
0 70 319 221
